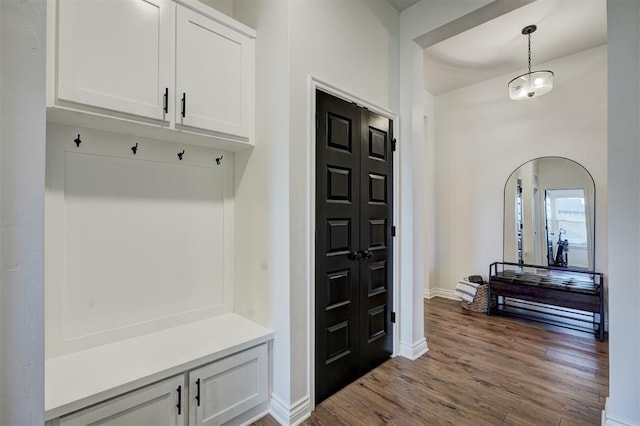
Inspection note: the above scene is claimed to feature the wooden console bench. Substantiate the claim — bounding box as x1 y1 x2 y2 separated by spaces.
488 262 604 341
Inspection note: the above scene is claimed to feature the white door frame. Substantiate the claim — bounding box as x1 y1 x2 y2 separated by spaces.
307 76 400 408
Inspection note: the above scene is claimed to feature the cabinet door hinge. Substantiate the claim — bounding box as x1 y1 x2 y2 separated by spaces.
392 226 396 237
391 312 396 323
391 138 397 152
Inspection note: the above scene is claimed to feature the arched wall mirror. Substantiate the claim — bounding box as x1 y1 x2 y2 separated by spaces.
503 157 595 271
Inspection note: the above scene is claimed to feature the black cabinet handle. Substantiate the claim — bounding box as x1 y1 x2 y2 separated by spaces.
181 92 186 118
163 87 168 114
361 250 373 259
176 385 181 415
195 378 201 406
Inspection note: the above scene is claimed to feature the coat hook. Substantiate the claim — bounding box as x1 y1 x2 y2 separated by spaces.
215 155 223 165
131 142 139 155
178 149 185 160
74 134 82 147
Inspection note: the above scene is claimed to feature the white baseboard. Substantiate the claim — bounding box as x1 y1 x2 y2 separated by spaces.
604 415 637 425
240 406 270 426
424 288 461 301
398 337 428 360
270 394 311 426
602 397 640 426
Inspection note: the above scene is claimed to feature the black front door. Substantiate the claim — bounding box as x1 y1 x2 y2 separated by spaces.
315 90 394 403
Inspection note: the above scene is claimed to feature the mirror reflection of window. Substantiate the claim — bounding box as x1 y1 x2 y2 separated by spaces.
545 189 589 269
503 157 595 271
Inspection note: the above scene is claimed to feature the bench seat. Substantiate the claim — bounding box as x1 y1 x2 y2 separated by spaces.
491 270 599 295
488 262 605 341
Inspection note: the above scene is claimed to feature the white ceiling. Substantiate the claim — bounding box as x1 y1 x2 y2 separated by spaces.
423 0 607 95
387 0 420 12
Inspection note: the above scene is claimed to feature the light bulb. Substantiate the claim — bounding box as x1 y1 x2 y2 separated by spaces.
534 78 544 86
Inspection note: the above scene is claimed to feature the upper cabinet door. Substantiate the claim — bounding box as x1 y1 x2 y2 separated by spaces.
56 0 172 121
176 5 252 139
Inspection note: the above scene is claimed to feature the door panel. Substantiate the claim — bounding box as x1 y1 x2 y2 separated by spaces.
316 91 393 403
359 110 393 373
316 91 361 403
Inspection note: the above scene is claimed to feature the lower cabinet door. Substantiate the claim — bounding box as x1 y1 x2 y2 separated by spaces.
59 375 186 426
189 344 268 426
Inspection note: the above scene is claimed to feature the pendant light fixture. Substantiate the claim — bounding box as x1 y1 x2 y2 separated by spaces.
508 24 553 100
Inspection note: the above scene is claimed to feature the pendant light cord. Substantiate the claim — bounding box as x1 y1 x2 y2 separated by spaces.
527 32 532 75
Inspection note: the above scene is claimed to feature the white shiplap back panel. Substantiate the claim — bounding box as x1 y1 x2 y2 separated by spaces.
45 123 233 358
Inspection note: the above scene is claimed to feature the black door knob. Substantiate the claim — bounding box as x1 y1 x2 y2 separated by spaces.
361 250 373 259
348 251 362 261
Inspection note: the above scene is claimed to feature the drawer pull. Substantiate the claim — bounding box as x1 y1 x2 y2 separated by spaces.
176 385 182 415
163 87 169 114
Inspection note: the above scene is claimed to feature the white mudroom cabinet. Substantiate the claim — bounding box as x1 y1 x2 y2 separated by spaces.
48 0 255 149
44 1 270 425
46 321 270 426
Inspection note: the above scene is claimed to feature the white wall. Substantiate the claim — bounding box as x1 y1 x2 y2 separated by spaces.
606 1 640 424
198 0 234 17
431 45 607 292
232 0 293 418
0 0 46 423
424 90 437 297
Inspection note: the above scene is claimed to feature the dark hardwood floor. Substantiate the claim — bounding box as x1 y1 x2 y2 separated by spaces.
253 297 608 425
